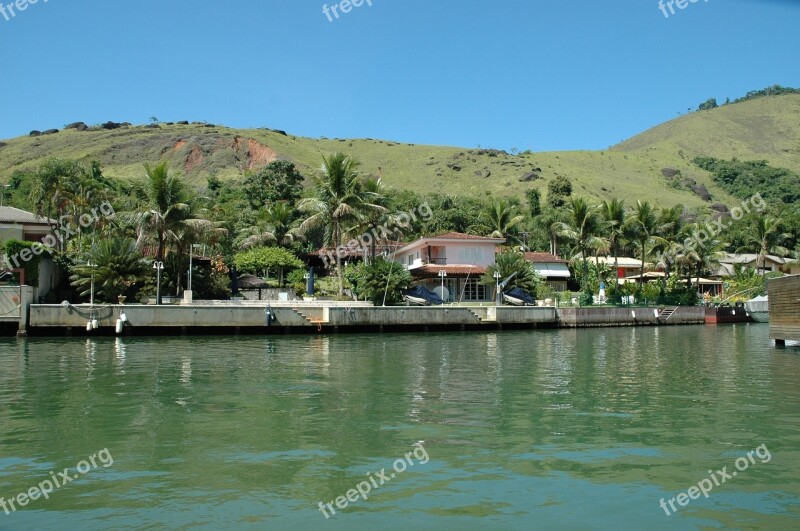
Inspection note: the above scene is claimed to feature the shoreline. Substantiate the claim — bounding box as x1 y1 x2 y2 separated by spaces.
3 302 744 337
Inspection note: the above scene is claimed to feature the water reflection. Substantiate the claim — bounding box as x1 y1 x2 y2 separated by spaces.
0 326 797 530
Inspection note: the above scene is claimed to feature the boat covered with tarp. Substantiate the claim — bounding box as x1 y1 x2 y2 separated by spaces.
745 294 769 322
404 286 444 306
503 287 536 306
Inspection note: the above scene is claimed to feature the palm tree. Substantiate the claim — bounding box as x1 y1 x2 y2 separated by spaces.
651 204 684 294
481 251 541 294
351 177 393 260
70 237 149 302
237 201 303 250
538 207 568 257
552 197 607 289
298 153 385 296
170 215 228 294
626 201 659 290
476 198 526 245
131 162 221 303
133 162 188 264
30 159 86 250
737 215 790 275
600 198 626 277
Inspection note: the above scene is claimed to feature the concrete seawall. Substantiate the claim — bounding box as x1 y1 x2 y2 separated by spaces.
557 306 706 327
24 303 708 336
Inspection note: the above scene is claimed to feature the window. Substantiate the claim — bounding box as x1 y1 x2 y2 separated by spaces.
458 247 484 264
463 278 486 301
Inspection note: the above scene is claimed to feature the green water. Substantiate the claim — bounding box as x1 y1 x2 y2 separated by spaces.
1 324 799 530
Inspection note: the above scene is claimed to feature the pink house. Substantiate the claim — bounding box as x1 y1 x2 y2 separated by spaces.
393 232 505 303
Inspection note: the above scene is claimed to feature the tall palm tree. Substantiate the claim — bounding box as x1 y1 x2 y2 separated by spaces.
539 208 568 257
351 177 393 260
552 197 608 288
30 159 85 250
477 198 526 245
737 215 790 274
679 233 726 290
626 201 659 290
650 204 685 293
600 198 626 277
298 153 385 296
131 162 200 303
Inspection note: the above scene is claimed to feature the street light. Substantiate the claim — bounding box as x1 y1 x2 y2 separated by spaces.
494 271 501 306
188 243 201 292
520 232 529 251
88 261 96 306
153 261 164 305
438 270 447 303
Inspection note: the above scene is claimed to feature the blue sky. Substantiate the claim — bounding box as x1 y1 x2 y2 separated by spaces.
1 0 799 151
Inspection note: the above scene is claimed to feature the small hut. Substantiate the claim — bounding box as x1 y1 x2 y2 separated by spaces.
237 274 270 300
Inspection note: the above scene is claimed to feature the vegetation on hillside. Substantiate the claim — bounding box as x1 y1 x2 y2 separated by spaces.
3 87 800 303
693 156 800 206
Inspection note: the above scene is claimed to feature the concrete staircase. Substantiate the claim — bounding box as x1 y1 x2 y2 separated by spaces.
658 307 678 321
292 307 327 325
467 307 495 322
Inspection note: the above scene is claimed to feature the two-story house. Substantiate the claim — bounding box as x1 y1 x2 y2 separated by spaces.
393 232 505 303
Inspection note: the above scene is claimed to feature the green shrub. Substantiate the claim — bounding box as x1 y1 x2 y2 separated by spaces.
3 239 41 287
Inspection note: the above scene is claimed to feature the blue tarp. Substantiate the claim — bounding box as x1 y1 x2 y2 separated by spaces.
504 287 535 305
404 286 444 305
306 267 315 296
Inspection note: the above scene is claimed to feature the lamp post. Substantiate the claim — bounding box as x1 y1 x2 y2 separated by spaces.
188 243 201 292
88 261 96 306
153 261 164 305
494 271 501 306
438 270 447 303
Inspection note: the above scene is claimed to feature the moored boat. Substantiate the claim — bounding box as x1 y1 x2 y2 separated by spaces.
745 295 769 322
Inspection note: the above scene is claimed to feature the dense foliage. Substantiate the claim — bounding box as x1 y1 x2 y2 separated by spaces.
2 147 798 304
345 257 412 305
693 156 800 206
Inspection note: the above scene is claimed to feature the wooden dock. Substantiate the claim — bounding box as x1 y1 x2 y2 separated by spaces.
768 275 800 345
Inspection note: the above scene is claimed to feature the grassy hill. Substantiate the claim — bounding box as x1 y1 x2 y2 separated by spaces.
2 93 799 210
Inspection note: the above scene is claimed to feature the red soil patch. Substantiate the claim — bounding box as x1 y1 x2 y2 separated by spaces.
184 145 205 172
232 136 279 170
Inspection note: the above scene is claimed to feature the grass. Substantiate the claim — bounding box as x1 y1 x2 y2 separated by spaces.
2 94 799 210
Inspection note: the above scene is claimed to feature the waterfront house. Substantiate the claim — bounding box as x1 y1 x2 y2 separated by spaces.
309 239 404 270
393 232 505 303
587 256 654 280
0 206 59 300
712 253 791 277
523 252 570 292
0 206 55 244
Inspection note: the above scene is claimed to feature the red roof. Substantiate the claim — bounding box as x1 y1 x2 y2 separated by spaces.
411 264 488 278
524 252 568 264
429 232 504 241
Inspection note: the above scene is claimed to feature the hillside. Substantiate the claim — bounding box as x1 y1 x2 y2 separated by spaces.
2 94 799 210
